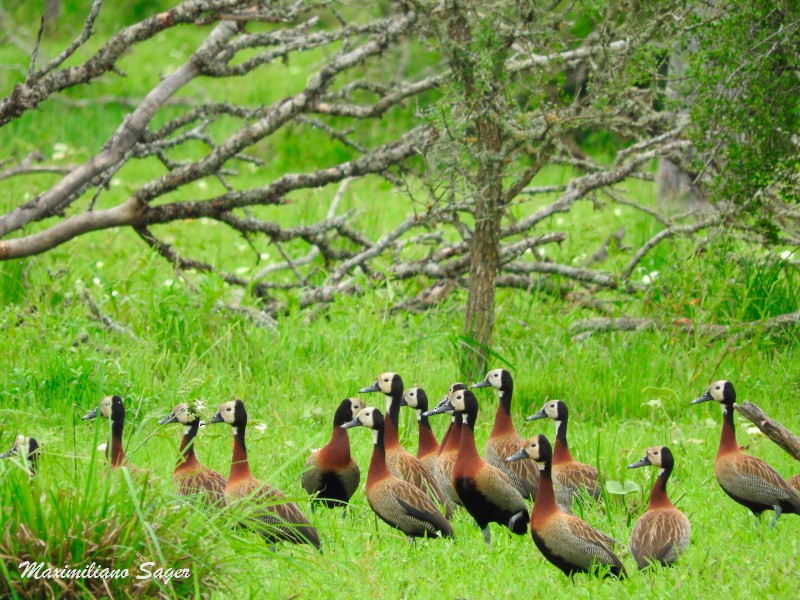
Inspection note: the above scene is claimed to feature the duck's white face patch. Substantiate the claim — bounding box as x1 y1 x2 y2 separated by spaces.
99 397 114 419
450 392 466 412
709 381 727 402
217 400 237 425
403 388 419 409
544 402 559 419
486 369 503 390
171 403 193 425
355 407 375 429
349 399 364 416
376 372 396 395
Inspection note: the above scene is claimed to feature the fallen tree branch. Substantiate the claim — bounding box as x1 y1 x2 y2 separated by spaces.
570 311 800 341
734 401 800 462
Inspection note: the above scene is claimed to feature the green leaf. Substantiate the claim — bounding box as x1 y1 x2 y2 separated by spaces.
605 480 640 495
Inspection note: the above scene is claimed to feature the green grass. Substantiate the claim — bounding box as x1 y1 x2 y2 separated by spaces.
1 5 800 599
1 267 799 598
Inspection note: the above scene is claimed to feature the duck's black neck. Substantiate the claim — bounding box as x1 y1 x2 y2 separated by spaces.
178 420 200 462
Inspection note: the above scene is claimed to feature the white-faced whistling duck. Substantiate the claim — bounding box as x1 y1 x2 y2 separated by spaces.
472 369 539 500
209 399 321 550
434 388 529 544
342 407 454 539
692 380 800 528
400 387 440 481
359 373 449 514
0 435 40 475
422 383 467 511
302 397 363 512
511 434 626 578
627 446 690 569
159 402 226 506
526 399 601 509
82 395 139 472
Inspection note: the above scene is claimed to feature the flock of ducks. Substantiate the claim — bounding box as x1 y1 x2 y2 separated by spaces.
2 371 799 579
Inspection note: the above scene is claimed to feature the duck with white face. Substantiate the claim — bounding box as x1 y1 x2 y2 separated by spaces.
302 397 364 512
82 395 137 471
692 380 800 527
359 373 449 514
471 369 539 500
627 446 691 569
207 398 321 550
159 401 226 506
437 387 529 544
342 406 454 539
400 387 442 480
0 435 40 475
525 399 601 509
422 383 467 511
516 434 626 579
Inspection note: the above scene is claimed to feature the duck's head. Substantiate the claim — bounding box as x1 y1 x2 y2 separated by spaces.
507 434 551 468
0 434 39 460
628 446 674 470
359 372 403 396
82 395 125 423
342 406 384 431
526 399 567 422
159 401 204 426
471 368 511 392
209 399 247 429
691 380 735 405
333 398 365 427
401 387 429 412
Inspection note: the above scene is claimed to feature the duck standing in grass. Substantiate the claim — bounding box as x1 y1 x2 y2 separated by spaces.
82 395 140 472
526 399 601 509
692 381 800 527
359 373 449 514
159 401 226 506
422 383 467 512
400 387 440 481
342 406 454 539
471 369 539 500
432 388 529 543
509 434 626 578
209 399 321 550
628 446 690 569
0 435 39 476
302 397 363 511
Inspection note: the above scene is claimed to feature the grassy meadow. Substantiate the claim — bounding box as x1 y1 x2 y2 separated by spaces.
1 3 800 599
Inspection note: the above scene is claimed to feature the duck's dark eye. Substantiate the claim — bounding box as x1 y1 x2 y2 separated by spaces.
226 407 232 412
715 386 720 390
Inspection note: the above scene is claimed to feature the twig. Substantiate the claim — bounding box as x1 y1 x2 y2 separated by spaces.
81 290 137 339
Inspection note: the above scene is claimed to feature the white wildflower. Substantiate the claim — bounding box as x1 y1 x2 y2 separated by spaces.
164 279 174 288
97 443 108 452
613 207 623 217
747 427 762 436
